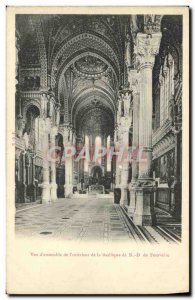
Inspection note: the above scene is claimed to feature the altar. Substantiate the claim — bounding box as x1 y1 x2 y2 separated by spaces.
88 184 105 195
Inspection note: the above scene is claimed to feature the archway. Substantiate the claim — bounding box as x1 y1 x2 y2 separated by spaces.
91 165 103 185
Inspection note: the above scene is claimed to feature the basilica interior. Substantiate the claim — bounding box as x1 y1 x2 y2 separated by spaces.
15 14 182 241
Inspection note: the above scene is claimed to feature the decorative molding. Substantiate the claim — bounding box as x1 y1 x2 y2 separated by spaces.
20 91 41 99
152 120 176 159
23 99 41 118
152 119 173 146
51 34 120 88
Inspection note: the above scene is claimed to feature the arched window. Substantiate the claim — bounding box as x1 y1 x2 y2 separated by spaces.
84 135 89 172
25 105 40 148
159 53 174 125
107 135 111 171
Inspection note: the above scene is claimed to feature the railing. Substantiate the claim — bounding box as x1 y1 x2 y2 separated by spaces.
20 91 41 99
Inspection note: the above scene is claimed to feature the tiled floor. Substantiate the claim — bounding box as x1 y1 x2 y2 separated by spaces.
15 197 181 243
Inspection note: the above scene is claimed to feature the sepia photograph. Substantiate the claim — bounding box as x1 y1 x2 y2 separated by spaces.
6 6 189 294
15 12 183 244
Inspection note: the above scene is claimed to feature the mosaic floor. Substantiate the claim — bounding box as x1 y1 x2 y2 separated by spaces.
15 197 181 243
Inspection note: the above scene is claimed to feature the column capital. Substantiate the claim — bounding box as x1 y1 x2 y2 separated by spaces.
135 32 162 70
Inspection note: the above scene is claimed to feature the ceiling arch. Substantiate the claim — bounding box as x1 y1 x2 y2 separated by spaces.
47 15 125 70
51 33 121 89
73 93 114 122
72 74 116 101
57 46 118 130
16 14 129 140
72 86 116 115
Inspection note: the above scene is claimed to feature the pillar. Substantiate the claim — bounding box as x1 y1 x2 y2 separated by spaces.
50 127 58 202
128 70 140 216
39 93 51 204
31 154 36 202
114 123 120 187
133 32 162 225
120 128 130 206
64 126 74 198
171 130 181 218
22 151 27 202
117 91 132 206
42 125 51 204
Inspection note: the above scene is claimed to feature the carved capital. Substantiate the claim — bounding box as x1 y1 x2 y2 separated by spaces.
135 33 162 69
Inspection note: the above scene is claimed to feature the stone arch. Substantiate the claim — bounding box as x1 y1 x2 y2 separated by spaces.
51 34 120 89
72 88 115 122
23 101 41 121
72 85 116 110
90 164 103 177
56 49 118 129
23 100 41 117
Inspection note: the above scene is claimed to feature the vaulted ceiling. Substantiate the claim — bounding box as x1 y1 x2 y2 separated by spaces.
17 14 181 139
16 14 130 138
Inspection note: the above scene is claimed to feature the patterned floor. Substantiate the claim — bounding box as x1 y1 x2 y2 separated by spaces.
15 197 181 243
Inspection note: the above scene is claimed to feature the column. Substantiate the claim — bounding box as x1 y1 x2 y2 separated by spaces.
170 131 181 218
120 128 130 206
50 127 58 202
114 123 120 188
22 151 27 202
40 92 51 203
31 154 36 202
118 91 132 206
64 126 74 197
42 121 51 204
133 32 162 225
128 70 140 216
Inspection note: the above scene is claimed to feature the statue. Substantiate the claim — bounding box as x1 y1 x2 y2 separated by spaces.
23 131 29 149
124 91 131 116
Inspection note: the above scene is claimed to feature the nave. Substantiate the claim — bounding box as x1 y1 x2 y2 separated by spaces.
15 197 181 244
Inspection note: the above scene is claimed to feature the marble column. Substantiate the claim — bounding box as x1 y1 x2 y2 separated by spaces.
128 70 140 216
42 128 51 204
40 92 51 203
64 126 74 197
31 154 36 202
120 128 130 206
117 91 132 206
133 32 162 225
50 127 58 202
22 151 27 202
114 123 120 187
